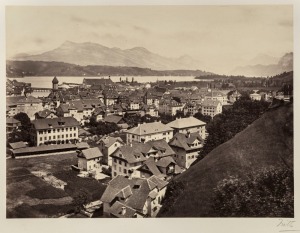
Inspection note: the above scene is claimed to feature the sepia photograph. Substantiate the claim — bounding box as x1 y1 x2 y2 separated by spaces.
2 1 297 229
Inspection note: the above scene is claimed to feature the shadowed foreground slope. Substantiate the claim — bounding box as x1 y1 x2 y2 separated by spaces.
159 103 293 217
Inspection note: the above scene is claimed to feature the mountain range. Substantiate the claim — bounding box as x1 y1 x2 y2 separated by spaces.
11 41 201 71
231 52 293 77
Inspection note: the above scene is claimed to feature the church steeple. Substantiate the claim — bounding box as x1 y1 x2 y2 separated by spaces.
52 76 59 91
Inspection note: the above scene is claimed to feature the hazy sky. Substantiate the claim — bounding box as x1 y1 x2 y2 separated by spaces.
6 5 293 74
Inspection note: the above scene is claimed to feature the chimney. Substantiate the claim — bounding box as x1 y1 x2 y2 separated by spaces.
187 131 191 138
128 170 133 179
121 207 126 215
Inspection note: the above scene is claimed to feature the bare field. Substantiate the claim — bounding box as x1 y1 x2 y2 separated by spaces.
7 152 107 218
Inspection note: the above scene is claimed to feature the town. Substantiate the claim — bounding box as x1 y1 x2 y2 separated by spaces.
6 74 292 218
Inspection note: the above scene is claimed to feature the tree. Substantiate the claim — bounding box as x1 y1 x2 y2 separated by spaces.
158 113 176 124
13 112 31 127
158 180 185 215
8 112 32 144
194 112 212 124
175 110 184 119
88 121 120 136
212 166 294 217
72 190 90 214
198 98 269 160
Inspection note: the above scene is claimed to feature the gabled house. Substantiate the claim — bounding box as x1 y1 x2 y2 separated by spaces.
250 90 262 101
6 96 43 120
103 90 119 106
126 121 173 144
92 106 106 122
100 175 168 217
30 117 80 146
227 90 241 103
183 102 201 116
135 156 183 180
201 99 222 118
97 136 124 167
204 91 227 105
6 117 21 134
111 139 176 178
169 132 204 169
34 109 58 119
140 104 159 117
56 99 104 124
144 91 161 108
82 78 114 89
158 99 184 116
77 147 103 171
167 116 206 140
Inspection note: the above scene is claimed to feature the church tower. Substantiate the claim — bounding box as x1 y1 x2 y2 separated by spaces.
52 76 59 91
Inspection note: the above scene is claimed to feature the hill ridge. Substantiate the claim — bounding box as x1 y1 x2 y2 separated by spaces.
159 103 293 217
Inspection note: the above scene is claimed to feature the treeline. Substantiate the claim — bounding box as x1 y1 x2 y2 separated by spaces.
213 166 294 217
196 96 270 162
6 60 212 77
196 71 293 88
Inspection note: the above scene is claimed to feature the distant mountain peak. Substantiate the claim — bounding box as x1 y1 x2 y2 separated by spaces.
231 52 293 77
10 41 202 70
127 46 150 53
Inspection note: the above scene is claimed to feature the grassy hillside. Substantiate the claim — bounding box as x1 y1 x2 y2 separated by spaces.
159 103 293 217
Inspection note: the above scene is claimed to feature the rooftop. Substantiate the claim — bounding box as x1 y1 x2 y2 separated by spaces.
127 122 173 136
167 116 206 129
97 136 124 148
101 175 168 212
32 117 80 130
202 99 221 107
78 147 103 160
169 132 204 151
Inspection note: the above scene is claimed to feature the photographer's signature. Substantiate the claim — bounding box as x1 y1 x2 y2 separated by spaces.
277 219 299 232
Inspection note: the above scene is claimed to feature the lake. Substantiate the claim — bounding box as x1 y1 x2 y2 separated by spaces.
7 76 208 89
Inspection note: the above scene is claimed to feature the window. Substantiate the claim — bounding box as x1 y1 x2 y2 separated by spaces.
53 136 56 139
115 143 117 147
39 131 43 135
74 127 76 130
66 134 68 138
119 167 121 172
62 129 64 132
53 129 56 133
114 158 117 163
40 137 42 141
48 130 51 133
119 160 122 165
58 135 60 139
57 129 60 132
74 133 76 137
114 172 117 176
44 137 47 140
66 128 68 132
49 136 51 140
62 135 64 138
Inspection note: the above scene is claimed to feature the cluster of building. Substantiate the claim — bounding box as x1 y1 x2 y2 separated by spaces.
7 76 288 218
